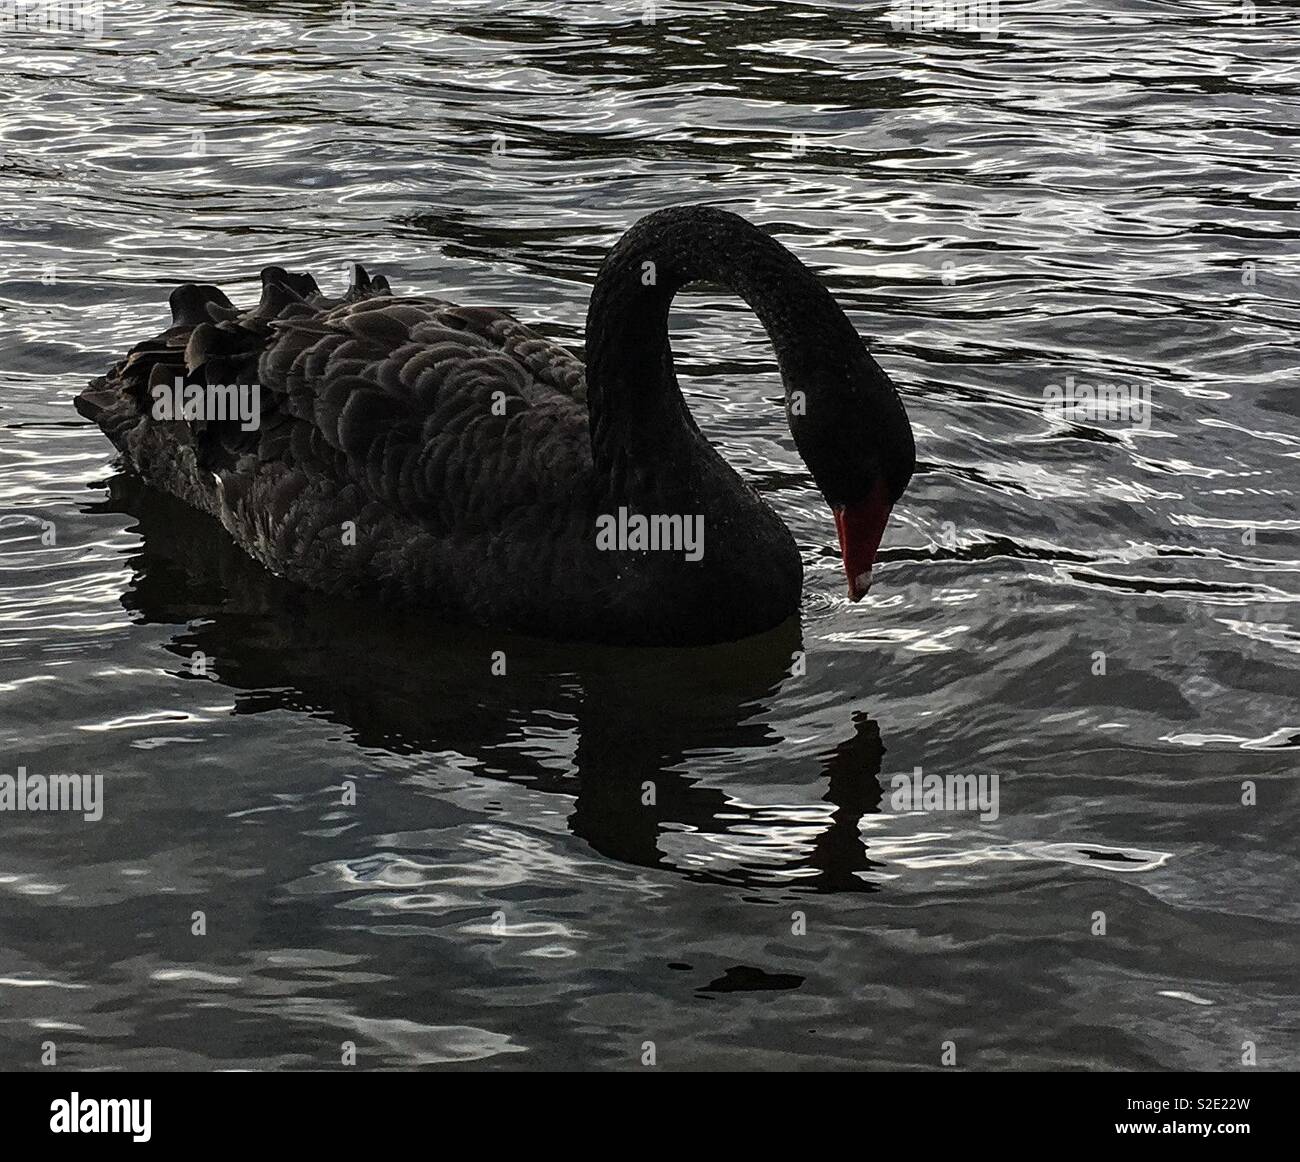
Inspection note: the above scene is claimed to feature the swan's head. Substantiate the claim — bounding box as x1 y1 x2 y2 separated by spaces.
787 357 915 603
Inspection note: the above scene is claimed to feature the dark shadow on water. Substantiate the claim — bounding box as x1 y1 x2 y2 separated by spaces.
87 473 888 892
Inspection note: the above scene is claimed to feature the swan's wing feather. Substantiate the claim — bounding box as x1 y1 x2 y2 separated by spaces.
76 267 594 547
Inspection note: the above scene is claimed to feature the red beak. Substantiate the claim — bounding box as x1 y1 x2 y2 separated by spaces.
832 480 893 602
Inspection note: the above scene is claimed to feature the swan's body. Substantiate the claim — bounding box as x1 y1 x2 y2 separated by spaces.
77 207 914 645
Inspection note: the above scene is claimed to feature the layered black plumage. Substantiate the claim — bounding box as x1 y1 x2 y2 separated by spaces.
76 207 914 645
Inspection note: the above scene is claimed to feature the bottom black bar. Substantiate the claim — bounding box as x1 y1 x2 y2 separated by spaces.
1 1070 1291 1147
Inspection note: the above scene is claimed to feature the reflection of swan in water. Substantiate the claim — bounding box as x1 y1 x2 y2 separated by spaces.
90 473 890 891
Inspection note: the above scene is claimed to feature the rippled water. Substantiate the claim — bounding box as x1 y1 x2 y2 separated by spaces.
1 0 1297 1070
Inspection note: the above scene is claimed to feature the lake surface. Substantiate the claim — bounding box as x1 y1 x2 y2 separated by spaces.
1 0 1297 1070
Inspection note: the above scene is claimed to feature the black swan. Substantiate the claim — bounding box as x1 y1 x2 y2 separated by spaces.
76 206 915 646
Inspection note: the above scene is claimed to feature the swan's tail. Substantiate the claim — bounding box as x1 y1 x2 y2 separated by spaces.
75 266 390 504
75 283 234 445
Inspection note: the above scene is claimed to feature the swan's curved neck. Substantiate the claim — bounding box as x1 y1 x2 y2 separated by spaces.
583 206 865 475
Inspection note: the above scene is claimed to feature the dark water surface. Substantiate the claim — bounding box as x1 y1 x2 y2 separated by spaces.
1 1 1297 1070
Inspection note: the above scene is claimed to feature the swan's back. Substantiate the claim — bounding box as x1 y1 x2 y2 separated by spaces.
78 267 612 632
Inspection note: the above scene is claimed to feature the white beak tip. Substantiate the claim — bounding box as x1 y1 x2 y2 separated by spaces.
848 570 872 602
